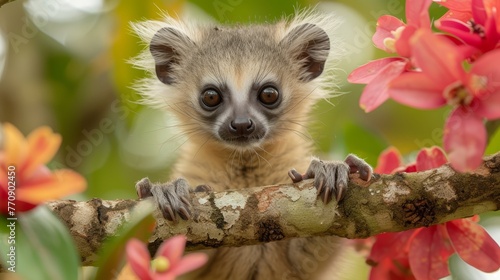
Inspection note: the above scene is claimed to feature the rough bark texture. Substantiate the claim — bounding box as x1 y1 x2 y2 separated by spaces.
47 153 500 266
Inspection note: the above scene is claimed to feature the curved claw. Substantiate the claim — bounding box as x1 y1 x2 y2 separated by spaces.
321 183 331 204
178 206 191 220
162 205 177 222
336 182 345 202
315 175 324 194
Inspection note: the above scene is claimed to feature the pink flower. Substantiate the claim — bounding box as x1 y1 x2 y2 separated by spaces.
348 58 409 112
126 236 208 280
367 146 500 280
374 147 404 174
388 30 500 171
348 0 433 112
371 0 432 55
435 0 500 56
434 0 473 22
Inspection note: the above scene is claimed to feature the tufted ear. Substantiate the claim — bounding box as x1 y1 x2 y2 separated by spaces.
150 27 194 85
281 23 330 82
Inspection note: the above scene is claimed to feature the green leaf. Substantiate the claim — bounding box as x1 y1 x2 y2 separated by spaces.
91 201 156 280
14 207 80 280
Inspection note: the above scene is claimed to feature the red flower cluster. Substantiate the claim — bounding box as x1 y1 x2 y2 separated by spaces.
366 147 500 280
348 0 500 172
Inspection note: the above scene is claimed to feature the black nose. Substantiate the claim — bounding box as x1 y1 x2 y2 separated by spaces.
229 118 255 136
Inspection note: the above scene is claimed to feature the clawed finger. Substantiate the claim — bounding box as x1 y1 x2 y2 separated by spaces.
135 177 153 199
288 168 304 183
194 184 212 192
345 154 373 182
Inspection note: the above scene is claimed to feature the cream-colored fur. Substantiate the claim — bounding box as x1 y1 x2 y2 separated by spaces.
130 10 350 280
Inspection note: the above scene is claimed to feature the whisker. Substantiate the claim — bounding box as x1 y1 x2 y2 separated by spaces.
253 147 271 168
192 135 212 161
282 85 320 115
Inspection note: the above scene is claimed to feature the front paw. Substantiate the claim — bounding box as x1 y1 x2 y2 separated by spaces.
135 177 192 222
288 154 373 203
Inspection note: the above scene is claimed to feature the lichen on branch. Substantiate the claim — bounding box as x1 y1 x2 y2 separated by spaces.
48 153 500 266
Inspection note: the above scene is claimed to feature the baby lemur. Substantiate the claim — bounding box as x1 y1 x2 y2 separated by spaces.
132 10 372 280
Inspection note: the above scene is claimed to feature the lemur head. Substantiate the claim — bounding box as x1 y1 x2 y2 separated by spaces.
132 12 339 151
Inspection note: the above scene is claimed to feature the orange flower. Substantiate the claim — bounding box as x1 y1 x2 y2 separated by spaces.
0 123 86 214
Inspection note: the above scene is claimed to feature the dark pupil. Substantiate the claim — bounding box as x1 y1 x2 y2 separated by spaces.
260 87 278 104
203 90 220 107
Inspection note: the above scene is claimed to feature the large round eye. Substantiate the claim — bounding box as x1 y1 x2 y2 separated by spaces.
201 89 222 108
258 86 280 106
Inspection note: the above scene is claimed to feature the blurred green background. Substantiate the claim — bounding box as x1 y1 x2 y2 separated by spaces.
1 0 499 278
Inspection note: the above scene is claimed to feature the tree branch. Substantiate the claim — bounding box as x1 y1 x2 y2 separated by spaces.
47 153 500 265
